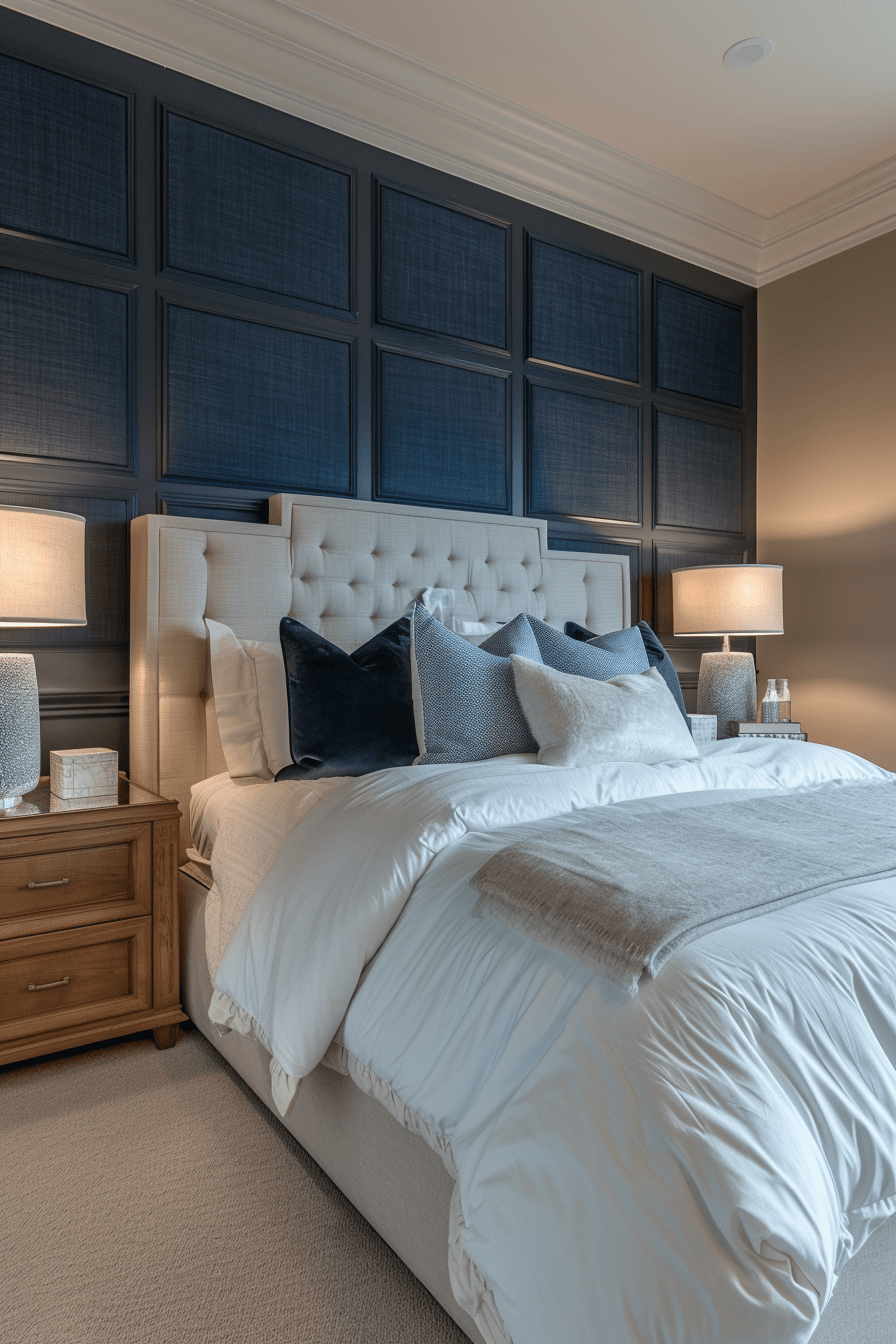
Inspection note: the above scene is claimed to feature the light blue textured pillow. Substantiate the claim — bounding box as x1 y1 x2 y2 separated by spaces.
525 616 649 679
411 606 542 764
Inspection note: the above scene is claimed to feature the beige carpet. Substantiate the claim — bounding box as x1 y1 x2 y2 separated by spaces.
0 1027 469 1344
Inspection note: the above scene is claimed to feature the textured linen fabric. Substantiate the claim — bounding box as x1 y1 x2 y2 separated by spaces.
528 237 639 381
165 113 351 310
511 660 698 767
378 186 507 347
566 618 688 721
165 306 352 493
526 615 647 679
472 781 896 994
654 410 742 533
188 771 239 859
205 619 291 780
411 606 541 764
527 383 640 523
277 613 418 779
655 279 743 407
0 53 128 254
377 351 508 512
550 534 640 622
0 269 128 466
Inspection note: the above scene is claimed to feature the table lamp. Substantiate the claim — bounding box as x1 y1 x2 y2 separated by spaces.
672 564 783 739
0 506 87 808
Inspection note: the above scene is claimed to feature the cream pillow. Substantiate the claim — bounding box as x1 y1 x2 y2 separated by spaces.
205 619 291 779
510 657 698 767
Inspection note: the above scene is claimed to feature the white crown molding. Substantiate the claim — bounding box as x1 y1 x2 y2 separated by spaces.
758 154 896 284
7 0 896 287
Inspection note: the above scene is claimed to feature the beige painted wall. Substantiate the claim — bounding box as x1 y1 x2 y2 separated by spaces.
756 230 896 769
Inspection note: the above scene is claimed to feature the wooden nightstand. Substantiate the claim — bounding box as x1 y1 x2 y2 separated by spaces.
0 777 187 1067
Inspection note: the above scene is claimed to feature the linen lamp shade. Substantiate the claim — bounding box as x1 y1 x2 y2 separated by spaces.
672 565 783 637
0 507 87 808
0 506 87 627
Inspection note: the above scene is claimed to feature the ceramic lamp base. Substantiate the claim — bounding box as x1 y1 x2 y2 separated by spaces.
0 653 41 808
696 651 757 741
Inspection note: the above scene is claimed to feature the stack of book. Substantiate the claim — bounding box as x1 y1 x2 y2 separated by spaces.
729 722 808 741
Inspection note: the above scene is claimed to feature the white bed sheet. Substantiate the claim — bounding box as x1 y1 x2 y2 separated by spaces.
189 771 243 860
205 740 896 1344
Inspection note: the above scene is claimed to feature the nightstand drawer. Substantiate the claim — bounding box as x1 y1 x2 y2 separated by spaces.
0 918 151 1043
0 823 152 939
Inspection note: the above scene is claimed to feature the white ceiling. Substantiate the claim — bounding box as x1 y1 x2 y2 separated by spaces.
10 0 896 284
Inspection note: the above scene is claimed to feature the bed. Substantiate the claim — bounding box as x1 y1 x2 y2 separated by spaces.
130 494 896 1344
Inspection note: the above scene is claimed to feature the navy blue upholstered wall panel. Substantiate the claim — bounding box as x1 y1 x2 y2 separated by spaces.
0 490 130 647
655 281 743 407
529 238 640 382
652 543 747 632
528 384 640 522
378 187 506 347
549 534 640 621
165 306 352 493
0 54 127 255
0 268 129 465
654 410 741 533
165 113 351 311
377 350 508 510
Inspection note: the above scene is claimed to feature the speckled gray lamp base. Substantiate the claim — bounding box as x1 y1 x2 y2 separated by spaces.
0 654 41 807
696 651 757 741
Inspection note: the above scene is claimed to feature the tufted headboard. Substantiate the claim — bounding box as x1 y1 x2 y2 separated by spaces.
130 494 630 857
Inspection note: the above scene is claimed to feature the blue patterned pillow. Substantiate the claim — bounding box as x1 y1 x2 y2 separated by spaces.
411 606 542 764
565 619 688 721
526 616 648 679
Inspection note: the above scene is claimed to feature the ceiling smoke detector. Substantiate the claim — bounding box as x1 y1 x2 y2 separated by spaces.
723 37 774 69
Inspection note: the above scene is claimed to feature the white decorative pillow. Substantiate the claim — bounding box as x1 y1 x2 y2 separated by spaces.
510 657 699 767
205 619 290 780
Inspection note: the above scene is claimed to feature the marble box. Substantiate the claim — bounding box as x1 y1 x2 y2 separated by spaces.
50 747 119 799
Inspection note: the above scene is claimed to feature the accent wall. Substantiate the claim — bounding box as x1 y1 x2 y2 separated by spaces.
0 5 756 770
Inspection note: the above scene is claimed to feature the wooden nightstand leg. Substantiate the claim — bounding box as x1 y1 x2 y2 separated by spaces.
152 1024 179 1050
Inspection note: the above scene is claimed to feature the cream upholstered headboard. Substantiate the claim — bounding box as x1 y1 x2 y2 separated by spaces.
130 494 630 857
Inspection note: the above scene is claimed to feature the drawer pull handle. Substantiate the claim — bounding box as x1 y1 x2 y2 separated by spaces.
27 877 70 889
27 977 70 992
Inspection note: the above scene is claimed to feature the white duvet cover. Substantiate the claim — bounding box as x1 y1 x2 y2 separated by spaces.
207 741 896 1344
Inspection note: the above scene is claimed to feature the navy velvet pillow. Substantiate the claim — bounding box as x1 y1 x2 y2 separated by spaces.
276 614 418 779
564 619 689 722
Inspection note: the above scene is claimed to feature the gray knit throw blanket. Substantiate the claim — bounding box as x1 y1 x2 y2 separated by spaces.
471 781 896 995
